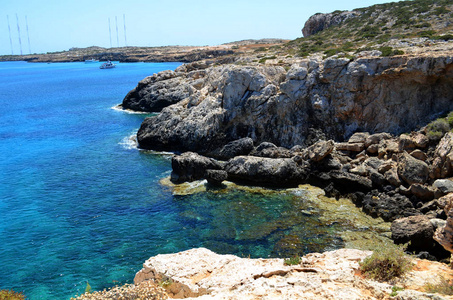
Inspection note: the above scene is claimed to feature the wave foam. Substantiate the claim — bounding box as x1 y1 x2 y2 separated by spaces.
111 104 150 115
119 134 139 150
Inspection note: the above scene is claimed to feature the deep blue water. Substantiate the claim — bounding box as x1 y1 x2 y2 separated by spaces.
0 61 347 299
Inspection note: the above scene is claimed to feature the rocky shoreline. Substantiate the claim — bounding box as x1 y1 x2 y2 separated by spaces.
119 49 453 261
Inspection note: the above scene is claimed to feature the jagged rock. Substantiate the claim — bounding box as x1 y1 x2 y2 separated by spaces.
348 132 369 144
384 167 402 187
305 140 334 162
365 133 392 148
216 137 254 160
408 184 435 201
378 160 395 174
412 132 429 148
432 132 453 179
171 152 223 183
224 156 306 187
397 152 429 185
366 144 379 154
433 179 453 194
378 139 400 159
122 71 194 112
434 203 453 256
324 170 373 193
335 142 365 152
391 215 436 251
362 192 419 222
205 169 228 185
364 157 383 171
398 134 416 152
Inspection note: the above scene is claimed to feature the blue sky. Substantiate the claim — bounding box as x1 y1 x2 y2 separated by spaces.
1 0 398 55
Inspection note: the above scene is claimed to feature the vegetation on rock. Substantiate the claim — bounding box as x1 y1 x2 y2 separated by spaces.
359 243 412 282
0 290 25 300
71 281 167 300
287 0 453 57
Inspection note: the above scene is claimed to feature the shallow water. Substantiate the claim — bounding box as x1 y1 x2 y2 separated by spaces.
0 61 389 299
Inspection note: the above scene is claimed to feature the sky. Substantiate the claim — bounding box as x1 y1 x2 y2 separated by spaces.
1 0 398 55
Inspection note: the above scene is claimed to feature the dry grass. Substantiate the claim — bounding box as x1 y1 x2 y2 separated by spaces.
71 280 168 300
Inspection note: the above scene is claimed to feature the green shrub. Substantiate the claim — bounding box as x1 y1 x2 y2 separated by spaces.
379 46 404 57
284 256 301 266
427 118 450 136
435 34 453 41
258 56 277 64
390 286 404 297
359 244 412 282
0 290 25 300
424 277 453 295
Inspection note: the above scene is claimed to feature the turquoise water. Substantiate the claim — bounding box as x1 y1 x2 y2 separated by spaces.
0 61 348 299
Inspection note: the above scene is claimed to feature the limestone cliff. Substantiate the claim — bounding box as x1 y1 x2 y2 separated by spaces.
133 54 453 154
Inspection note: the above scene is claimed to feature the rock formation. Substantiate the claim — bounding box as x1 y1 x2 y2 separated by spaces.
302 11 361 37
132 55 453 154
134 247 453 299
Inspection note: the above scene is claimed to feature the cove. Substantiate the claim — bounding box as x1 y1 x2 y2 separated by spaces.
0 61 389 299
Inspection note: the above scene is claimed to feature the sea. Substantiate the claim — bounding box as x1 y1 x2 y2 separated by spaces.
0 61 386 299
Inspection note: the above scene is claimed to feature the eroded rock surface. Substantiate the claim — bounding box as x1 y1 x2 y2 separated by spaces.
134 55 453 154
134 248 453 300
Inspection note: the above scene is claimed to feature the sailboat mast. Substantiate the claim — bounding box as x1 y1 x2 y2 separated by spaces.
123 14 127 47
16 13 23 55
7 15 14 55
115 16 119 47
25 15 31 54
108 17 112 48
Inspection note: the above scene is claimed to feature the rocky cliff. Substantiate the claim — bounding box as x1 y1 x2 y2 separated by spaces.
302 11 361 37
132 53 453 154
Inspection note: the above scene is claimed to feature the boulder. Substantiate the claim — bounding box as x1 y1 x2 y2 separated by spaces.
325 170 373 193
205 169 228 185
216 137 254 160
410 149 428 161
434 207 453 254
398 134 416 152
391 215 436 251
348 132 370 144
433 179 453 194
408 184 435 201
335 142 365 152
431 132 453 179
397 152 429 185
224 156 306 187
171 152 223 183
362 192 419 222
365 133 392 148
305 140 334 162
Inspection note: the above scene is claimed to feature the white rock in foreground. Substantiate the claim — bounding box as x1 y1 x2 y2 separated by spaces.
134 248 453 299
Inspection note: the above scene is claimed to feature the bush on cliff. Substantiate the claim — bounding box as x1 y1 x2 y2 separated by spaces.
0 290 25 300
425 112 453 140
359 243 412 282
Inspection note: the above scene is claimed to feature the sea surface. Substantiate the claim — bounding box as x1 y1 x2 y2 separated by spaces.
0 61 387 299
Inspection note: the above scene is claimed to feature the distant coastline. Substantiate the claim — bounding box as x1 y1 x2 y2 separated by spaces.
0 39 289 63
